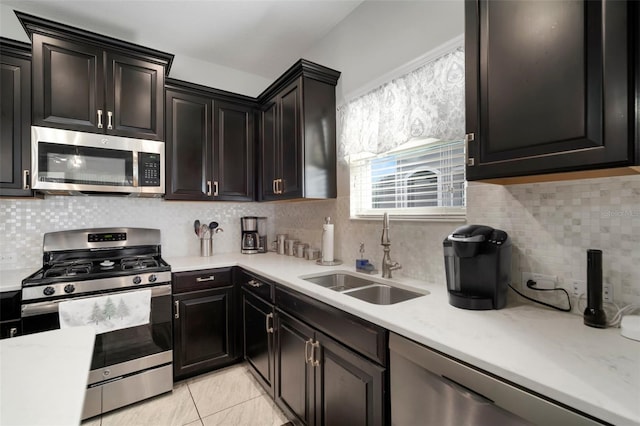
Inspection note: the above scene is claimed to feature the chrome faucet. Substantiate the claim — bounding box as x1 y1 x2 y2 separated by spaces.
381 213 402 278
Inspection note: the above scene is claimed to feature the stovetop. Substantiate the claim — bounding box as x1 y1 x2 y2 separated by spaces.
23 256 170 287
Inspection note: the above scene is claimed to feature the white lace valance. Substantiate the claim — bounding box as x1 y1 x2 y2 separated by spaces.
339 46 465 158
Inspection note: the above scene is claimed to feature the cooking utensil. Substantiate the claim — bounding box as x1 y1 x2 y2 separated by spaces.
200 224 209 239
194 220 200 237
209 221 219 231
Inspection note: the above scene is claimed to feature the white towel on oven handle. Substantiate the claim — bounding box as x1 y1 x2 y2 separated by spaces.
58 289 152 334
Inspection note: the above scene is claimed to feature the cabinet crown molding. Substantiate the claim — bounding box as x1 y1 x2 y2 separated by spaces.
14 10 174 74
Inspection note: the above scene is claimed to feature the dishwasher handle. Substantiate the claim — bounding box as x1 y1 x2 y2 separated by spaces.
441 375 494 405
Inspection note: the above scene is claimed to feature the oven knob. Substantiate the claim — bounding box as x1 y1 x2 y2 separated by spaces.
133 276 142 285
148 274 157 283
64 284 75 294
43 286 55 296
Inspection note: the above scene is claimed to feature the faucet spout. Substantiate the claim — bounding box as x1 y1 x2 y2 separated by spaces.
381 213 401 278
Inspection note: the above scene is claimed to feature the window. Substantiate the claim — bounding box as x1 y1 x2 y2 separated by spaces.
350 138 466 221
341 43 466 221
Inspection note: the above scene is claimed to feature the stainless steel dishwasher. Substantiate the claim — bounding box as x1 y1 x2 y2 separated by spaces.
389 333 603 426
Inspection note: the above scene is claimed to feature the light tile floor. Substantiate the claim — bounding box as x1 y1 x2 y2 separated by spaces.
82 363 289 426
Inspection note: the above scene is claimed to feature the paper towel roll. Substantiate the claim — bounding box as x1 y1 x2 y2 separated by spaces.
322 218 334 262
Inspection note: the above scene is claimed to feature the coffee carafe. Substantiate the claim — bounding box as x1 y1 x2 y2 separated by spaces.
241 216 259 254
443 224 512 310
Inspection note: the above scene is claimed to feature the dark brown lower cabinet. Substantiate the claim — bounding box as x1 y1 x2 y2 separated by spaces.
173 284 238 380
242 290 275 395
275 310 385 426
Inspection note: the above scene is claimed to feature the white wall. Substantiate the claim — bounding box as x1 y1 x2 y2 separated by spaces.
0 3 269 96
303 0 464 104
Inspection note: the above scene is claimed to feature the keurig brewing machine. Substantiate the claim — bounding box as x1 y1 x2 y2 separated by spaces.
443 225 512 310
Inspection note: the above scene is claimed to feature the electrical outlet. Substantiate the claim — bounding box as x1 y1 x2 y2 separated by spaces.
603 284 613 303
522 272 557 290
572 280 586 297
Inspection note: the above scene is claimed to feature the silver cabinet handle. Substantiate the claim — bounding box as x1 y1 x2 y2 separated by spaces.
311 340 321 367
174 300 180 319
207 180 212 196
196 275 215 282
304 339 312 364
213 181 219 197
107 111 113 130
22 170 30 190
97 109 103 129
278 179 284 194
272 179 277 194
9 327 17 338
465 133 475 167
248 279 263 288
276 179 280 194
266 312 274 334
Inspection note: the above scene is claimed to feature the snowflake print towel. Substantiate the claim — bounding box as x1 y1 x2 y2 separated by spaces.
58 289 152 334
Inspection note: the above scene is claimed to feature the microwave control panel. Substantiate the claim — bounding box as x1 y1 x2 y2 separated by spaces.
139 152 161 187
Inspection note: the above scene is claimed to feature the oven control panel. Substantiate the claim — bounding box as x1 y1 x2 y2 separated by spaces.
88 232 127 243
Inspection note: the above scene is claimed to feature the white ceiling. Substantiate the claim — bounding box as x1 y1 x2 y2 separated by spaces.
1 0 364 79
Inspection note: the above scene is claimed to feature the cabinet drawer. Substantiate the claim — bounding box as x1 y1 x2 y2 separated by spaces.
172 268 231 293
275 286 387 366
237 269 274 303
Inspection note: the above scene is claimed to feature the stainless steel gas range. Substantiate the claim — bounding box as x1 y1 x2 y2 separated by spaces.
21 227 173 420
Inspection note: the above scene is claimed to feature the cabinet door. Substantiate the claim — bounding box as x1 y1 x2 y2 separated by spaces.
31 34 104 133
465 0 634 180
260 100 279 200
314 333 385 426
165 89 212 200
0 50 31 196
173 286 236 380
106 52 164 140
213 101 255 201
243 291 274 395
275 311 314 425
278 78 304 199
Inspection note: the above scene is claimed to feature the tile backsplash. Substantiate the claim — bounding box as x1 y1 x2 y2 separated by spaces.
2 175 639 312
0 196 275 270
274 175 640 310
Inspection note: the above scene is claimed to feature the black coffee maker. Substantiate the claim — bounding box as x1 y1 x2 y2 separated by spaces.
443 225 512 310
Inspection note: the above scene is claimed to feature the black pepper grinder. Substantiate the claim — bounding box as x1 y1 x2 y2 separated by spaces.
583 249 607 328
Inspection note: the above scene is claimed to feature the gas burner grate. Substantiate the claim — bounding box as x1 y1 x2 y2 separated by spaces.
43 260 93 278
121 256 159 270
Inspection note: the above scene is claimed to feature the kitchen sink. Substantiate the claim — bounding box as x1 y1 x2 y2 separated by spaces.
303 273 375 291
301 271 428 305
342 285 424 305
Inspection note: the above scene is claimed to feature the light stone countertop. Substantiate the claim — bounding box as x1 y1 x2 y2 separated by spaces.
0 268 37 292
0 326 96 426
167 252 640 426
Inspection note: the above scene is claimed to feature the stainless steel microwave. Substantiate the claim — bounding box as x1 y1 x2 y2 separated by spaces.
31 126 164 197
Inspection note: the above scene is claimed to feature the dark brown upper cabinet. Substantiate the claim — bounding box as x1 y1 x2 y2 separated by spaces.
0 38 32 197
165 79 256 201
258 60 340 201
465 0 639 183
17 11 173 141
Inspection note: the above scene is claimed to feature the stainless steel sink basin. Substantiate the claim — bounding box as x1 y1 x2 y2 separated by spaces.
303 273 375 291
342 284 424 305
301 271 427 305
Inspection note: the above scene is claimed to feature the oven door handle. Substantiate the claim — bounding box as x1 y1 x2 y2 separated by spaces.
21 284 172 318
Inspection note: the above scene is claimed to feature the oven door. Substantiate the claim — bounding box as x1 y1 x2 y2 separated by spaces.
21 285 172 371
